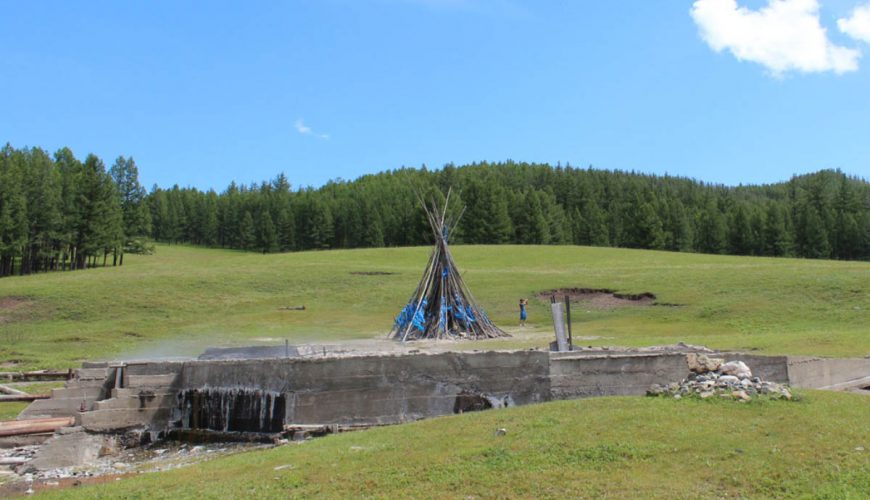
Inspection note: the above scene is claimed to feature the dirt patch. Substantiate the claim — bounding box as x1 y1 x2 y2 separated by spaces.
0 296 35 325
350 271 397 276
0 297 31 311
536 288 659 310
0 473 131 496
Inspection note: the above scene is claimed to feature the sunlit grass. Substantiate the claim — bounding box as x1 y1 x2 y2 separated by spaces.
0 244 868 370
47 391 870 499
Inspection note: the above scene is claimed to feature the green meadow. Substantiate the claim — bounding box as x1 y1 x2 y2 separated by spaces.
47 391 870 499
2 245 868 497
1 244 868 370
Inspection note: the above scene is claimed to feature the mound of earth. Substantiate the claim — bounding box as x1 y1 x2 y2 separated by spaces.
535 288 657 309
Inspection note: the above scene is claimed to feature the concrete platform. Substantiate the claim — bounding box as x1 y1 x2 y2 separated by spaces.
16 347 870 437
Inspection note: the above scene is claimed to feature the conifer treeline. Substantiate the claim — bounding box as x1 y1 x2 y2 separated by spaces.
150 161 870 260
3 143 870 280
0 145 149 277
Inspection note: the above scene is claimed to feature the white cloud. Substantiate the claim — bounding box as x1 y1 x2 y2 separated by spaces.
294 118 329 140
838 3 870 43
690 0 860 75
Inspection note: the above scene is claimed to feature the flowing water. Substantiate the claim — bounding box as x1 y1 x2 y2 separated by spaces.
177 387 286 433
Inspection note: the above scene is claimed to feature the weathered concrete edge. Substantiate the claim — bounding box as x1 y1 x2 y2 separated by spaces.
23 350 870 433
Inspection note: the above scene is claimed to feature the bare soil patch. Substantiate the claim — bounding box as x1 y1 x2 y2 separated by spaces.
535 288 659 310
0 296 34 325
0 297 31 311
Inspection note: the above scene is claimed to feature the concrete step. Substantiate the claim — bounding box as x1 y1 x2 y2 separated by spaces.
78 407 174 432
111 388 175 399
64 379 107 390
50 386 103 400
123 361 184 377
75 368 109 380
94 393 176 411
81 362 110 369
124 374 177 389
18 398 96 420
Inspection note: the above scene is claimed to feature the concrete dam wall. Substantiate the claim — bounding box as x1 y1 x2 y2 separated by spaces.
179 351 551 427
19 349 870 436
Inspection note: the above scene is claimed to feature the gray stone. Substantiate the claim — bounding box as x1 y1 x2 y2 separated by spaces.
732 390 751 402
687 353 723 374
646 384 665 396
720 361 752 379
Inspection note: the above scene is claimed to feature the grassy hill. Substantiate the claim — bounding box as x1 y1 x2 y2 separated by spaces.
45 391 870 499
1 244 869 370
2 245 869 497
0 246 870 369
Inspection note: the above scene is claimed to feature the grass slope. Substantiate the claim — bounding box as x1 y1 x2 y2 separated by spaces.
47 391 869 499
0 244 868 370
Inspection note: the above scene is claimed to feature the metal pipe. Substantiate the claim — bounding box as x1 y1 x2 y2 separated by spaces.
564 294 573 351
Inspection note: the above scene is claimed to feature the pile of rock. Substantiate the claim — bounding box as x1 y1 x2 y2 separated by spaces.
648 353 793 402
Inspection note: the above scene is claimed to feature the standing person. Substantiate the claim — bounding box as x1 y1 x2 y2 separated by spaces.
519 298 528 327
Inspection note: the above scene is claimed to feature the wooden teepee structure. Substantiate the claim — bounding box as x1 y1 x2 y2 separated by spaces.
390 189 508 341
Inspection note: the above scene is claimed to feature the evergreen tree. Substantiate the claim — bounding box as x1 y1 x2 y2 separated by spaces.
276 208 296 251
695 200 726 254
539 190 567 244
22 148 62 272
797 203 831 258
762 204 792 257
304 197 334 250
110 156 150 239
239 210 256 250
582 199 610 247
257 208 278 253
514 191 549 244
461 178 512 244
727 204 753 255
628 196 666 249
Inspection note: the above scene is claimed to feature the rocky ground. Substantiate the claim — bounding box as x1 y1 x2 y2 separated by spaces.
648 353 793 401
0 440 274 495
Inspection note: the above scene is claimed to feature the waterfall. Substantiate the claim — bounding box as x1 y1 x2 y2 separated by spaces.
177 387 286 433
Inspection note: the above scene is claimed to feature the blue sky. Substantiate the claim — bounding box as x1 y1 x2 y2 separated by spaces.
2 0 870 190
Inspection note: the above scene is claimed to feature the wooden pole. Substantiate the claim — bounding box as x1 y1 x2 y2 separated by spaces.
0 394 49 402
0 417 74 437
